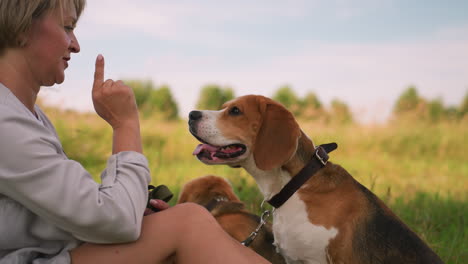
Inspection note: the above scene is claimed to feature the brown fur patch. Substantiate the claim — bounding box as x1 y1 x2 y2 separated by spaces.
177 175 240 205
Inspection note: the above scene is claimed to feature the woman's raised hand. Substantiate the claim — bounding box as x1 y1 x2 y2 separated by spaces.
92 54 142 154
92 54 139 130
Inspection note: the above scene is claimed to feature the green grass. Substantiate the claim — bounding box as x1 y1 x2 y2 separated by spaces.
390 193 467 263
44 106 468 263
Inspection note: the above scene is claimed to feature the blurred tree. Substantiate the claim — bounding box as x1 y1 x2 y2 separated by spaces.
196 84 235 110
124 80 179 120
125 79 154 107
460 90 468 117
330 99 353 124
300 91 326 121
272 85 301 115
392 86 468 122
224 88 235 104
272 85 298 108
302 91 322 109
427 98 445 122
394 86 423 115
444 106 459 121
145 85 179 120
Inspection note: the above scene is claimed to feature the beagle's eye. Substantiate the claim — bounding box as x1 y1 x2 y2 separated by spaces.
229 106 242 116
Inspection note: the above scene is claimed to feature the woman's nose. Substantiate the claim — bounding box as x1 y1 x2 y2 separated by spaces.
69 33 80 53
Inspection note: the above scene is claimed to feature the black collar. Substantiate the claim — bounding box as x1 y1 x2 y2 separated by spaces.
204 196 229 212
267 142 338 208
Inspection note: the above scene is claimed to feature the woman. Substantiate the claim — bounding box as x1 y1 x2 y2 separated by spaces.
0 1 270 263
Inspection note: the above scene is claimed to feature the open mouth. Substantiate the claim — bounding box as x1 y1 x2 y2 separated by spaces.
193 143 247 161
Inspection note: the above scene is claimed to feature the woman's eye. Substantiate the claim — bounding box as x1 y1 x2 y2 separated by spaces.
64 26 74 32
229 106 242 116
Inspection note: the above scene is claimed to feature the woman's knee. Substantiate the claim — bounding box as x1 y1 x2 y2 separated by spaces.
144 202 218 234
171 202 218 228
137 203 218 249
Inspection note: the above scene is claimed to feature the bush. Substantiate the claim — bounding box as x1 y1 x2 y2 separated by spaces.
196 84 235 110
124 80 179 120
272 85 301 115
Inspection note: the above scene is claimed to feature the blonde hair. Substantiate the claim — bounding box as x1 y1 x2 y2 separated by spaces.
0 0 86 55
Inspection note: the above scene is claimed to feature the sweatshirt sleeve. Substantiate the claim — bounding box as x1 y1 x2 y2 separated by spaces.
0 105 151 244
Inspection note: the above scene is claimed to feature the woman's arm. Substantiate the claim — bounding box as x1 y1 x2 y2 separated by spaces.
0 106 150 243
91 54 143 155
0 61 151 243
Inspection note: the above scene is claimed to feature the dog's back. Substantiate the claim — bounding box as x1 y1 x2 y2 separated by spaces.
296 163 444 263
352 183 444 264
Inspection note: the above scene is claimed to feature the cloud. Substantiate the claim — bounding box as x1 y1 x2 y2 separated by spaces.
78 0 176 39
331 0 396 20
78 0 313 39
433 25 468 41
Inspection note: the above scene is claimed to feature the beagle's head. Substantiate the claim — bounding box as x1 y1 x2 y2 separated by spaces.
189 95 302 171
177 175 241 205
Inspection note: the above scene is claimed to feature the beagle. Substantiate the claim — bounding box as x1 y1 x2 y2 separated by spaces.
188 95 444 264
178 175 286 264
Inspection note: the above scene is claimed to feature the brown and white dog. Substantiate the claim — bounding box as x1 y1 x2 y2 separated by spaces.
178 175 286 264
188 95 443 264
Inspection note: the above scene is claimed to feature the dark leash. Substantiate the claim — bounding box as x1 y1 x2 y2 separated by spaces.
242 142 338 247
147 185 174 212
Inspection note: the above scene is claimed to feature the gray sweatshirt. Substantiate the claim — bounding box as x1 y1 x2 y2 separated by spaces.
0 83 151 263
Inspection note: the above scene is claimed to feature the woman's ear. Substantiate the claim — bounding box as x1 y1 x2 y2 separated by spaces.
253 102 301 171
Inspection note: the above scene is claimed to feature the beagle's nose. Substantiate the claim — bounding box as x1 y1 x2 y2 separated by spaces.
189 111 202 121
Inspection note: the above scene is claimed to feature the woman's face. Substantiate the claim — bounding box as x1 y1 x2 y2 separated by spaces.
24 6 80 86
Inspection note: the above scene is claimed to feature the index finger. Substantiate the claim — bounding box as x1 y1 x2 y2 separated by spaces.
93 54 105 87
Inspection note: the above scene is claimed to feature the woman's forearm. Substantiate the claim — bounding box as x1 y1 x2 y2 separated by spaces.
112 121 143 154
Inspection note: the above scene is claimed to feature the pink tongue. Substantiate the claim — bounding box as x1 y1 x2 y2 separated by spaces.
192 144 219 155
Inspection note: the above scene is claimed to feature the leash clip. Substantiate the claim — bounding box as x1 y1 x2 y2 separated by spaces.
241 210 271 247
241 200 273 247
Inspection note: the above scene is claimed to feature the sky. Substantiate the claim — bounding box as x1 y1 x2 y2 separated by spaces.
39 0 468 123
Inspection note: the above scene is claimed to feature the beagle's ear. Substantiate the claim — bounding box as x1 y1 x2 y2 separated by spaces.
254 102 301 171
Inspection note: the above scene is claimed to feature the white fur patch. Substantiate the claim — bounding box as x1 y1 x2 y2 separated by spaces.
196 111 223 143
196 110 240 146
272 194 338 264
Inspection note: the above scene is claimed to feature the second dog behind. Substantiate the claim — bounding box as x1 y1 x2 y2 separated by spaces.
178 175 286 264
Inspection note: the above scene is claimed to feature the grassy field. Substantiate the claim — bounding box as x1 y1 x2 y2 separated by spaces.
45 107 467 263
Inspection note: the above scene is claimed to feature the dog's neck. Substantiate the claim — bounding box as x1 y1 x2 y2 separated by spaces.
242 130 315 200
283 131 316 177
243 158 291 200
